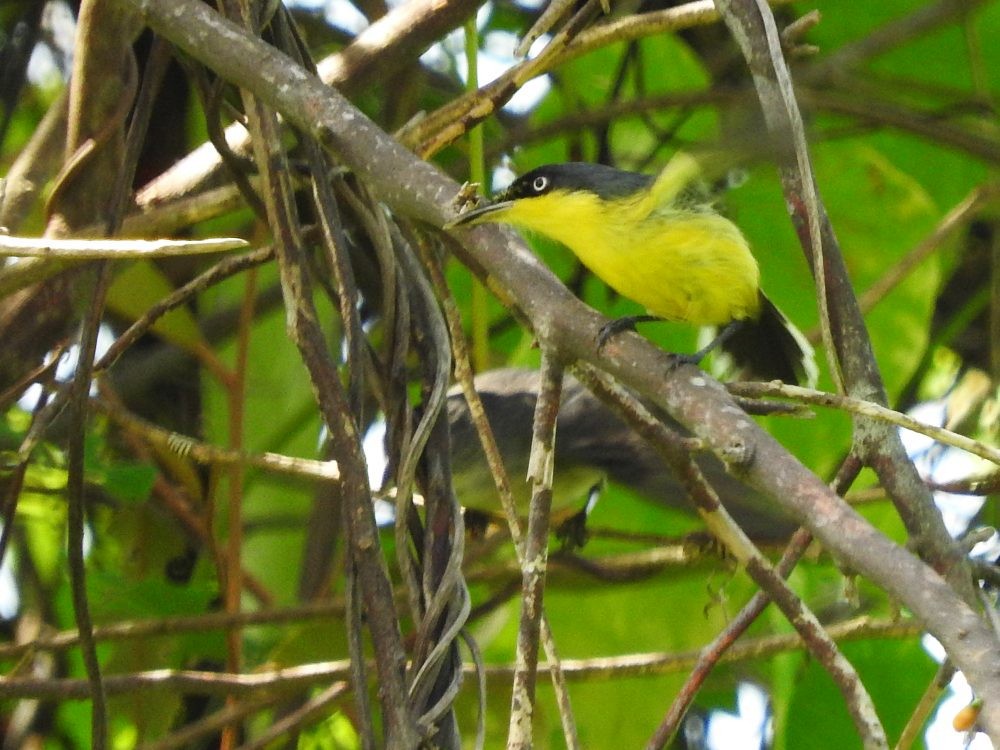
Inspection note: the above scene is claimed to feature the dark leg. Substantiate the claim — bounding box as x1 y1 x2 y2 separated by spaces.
597 314 664 350
555 481 603 551
690 319 745 362
555 508 590 550
667 320 746 370
599 316 747 370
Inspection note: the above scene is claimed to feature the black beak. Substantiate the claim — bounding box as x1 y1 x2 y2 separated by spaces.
444 198 515 229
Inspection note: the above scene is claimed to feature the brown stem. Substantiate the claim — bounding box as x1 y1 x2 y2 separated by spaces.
508 354 563 750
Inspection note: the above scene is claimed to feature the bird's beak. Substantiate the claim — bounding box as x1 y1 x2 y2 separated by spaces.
444 198 515 229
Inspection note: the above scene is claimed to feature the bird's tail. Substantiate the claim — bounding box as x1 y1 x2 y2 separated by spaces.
719 294 817 386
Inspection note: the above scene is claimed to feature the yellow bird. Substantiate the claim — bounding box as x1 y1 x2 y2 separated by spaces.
449 153 815 385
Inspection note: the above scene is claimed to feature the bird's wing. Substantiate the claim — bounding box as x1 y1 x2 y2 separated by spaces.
646 151 705 209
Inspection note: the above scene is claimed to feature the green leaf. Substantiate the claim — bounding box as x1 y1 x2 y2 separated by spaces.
785 638 936 746
297 710 361 749
101 461 157 504
107 260 205 354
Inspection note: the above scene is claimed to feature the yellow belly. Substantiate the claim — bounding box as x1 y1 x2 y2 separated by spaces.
580 211 760 325
507 192 761 326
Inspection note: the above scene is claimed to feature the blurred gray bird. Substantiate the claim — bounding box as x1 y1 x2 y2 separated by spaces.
447 368 797 541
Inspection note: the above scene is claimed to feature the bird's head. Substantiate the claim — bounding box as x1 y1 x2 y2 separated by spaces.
445 163 651 232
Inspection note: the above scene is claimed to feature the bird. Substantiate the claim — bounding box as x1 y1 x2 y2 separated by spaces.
447 368 797 541
447 154 815 385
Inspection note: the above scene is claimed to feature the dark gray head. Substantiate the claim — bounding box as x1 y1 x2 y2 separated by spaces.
498 163 653 203
446 162 654 228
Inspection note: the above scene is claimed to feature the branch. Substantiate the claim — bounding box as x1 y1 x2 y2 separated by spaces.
814 0 992 74
0 234 248 258
509 354 564 750
0 616 924 700
93 389 341 483
0 663 355 700
857 184 1000 314
0 601 346 660
236 683 350 750
575 367 886 749
648 527 815 747
728 380 1000 467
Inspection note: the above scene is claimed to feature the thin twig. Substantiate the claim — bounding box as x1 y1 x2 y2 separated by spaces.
0 234 248 257
515 0 606 59
650 454 862 746
0 601 346 660
858 184 999 314
222 260 257 700
894 661 957 750
508 354 563 750
234 682 351 750
403 0 796 156
648 527 814 747
815 0 992 74
139 692 284 750
728 380 1000 467
928 473 1000 496
0 662 355 700
94 388 341 482
0 615 925 701
94 245 273 380
53 3 145 744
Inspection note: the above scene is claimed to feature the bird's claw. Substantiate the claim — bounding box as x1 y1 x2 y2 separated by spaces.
596 318 639 350
665 351 703 374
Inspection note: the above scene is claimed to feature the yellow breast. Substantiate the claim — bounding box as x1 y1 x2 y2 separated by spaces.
502 190 761 327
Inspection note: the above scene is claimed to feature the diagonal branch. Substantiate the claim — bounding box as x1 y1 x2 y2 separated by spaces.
575 368 887 749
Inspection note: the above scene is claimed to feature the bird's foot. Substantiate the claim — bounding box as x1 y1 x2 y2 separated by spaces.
665 351 703 374
596 314 663 350
556 509 590 551
665 321 746 374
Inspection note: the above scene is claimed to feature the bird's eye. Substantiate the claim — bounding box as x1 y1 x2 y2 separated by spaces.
531 176 549 193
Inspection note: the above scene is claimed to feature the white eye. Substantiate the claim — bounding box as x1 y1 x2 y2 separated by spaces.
531 176 549 192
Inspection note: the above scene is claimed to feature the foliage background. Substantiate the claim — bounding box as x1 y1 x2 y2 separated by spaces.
0 0 997 747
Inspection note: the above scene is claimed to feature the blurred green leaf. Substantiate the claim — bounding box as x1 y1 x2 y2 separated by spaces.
107 260 205 354
3 0 993 746
785 638 936 747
